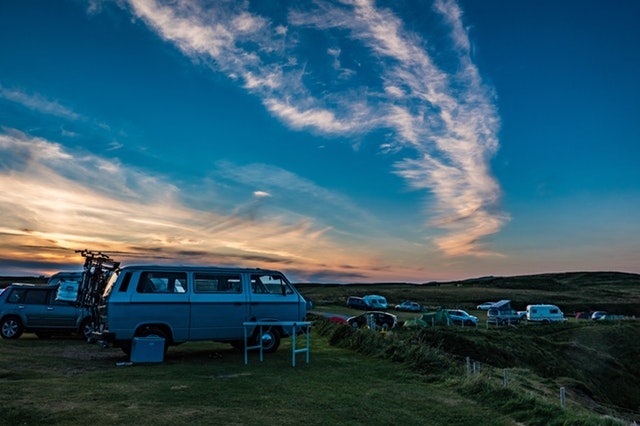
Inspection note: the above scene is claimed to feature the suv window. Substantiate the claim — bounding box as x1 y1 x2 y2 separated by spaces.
8 288 26 303
25 289 48 305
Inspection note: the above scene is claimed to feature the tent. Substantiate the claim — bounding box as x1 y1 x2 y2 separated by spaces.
403 308 453 327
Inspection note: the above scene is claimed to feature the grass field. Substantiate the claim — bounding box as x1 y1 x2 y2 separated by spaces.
0 324 633 425
1 271 638 424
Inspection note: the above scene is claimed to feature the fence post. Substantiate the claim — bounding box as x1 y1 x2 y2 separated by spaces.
466 357 471 376
473 361 480 374
560 387 566 408
503 369 509 387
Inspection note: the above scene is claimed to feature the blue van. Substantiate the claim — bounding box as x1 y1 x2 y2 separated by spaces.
92 265 307 354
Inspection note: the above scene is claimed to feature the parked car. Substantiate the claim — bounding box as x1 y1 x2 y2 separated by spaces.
395 301 424 312
476 302 495 310
590 311 624 320
347 296 371 310
575 311 590 320
347 311 397 330
47 271 83 286
447 309 478 326
0 283 93 340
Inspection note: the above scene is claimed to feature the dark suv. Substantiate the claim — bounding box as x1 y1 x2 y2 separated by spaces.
0 284 93 340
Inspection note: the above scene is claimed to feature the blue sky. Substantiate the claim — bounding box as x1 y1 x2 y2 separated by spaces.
1 0 639 282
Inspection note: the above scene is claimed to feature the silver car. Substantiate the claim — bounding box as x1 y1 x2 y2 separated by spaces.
0 283 93 340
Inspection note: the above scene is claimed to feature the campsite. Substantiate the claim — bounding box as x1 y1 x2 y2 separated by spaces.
1 271 639 425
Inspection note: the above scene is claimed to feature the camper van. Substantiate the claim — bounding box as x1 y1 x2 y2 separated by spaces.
526 304 567 323
362 295 388 310
92 265 307 354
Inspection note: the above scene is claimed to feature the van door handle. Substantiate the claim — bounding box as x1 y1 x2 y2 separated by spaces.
47 307 54 311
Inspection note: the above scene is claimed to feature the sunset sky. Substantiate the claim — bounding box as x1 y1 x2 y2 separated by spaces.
1 0 639 283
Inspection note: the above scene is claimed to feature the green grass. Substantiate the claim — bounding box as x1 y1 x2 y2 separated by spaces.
1 319 635 425
0 333 505 425
2 271 638 424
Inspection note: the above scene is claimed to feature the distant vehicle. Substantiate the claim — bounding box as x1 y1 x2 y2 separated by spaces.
327 316 348 324
447 309 478 326
575 311 590 320
362 295 387 310
0 283 93 340
476 302 495 310
347 311 397 330
526 304 567 323
47 272 83 286
347 296 371 310
487 300 522 325
395 301 424 312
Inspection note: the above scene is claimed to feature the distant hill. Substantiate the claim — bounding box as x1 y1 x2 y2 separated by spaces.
296 271 640 316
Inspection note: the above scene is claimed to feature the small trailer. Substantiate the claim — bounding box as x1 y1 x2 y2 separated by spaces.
526 304 567 323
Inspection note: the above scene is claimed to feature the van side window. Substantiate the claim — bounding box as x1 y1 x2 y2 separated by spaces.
137 272 188 294
194 274 242 293
118 272 132 292
250 274 293 295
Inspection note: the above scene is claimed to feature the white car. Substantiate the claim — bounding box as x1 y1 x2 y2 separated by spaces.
476 302 495 310
447 309 478 326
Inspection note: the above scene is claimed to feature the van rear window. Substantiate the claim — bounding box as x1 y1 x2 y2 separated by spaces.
194 274 242 293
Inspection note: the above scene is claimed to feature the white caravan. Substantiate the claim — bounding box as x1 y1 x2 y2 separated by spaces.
526 304 567 323
362 295 388 310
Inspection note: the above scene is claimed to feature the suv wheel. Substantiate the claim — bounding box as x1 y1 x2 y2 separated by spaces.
1 316 23 339
79 318 94 340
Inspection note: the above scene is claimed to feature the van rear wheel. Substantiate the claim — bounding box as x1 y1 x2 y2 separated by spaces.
256 327 280 353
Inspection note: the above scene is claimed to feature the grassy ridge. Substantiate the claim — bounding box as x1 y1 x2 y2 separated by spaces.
297 271 640 315
299 272 640 422
311 317 636 424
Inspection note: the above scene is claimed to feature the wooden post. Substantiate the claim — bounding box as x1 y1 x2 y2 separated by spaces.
560 387 566 408
503 369 509 387
466 357 471 375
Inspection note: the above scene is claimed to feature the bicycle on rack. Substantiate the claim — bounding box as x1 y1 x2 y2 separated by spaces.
74 250 120 340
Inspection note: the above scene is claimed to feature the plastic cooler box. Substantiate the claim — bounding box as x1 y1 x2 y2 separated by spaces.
130 337 165 363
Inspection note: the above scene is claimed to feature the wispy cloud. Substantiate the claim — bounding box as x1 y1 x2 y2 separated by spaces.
0 85 82 121
122 0 509 256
